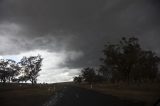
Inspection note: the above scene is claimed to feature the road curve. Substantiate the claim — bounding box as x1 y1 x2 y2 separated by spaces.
43 86 144 106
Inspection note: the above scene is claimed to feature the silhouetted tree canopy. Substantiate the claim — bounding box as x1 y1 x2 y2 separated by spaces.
100 37 160 83
0 55 43 84
20 55 43 84
73 75 82 84
81 67 96 84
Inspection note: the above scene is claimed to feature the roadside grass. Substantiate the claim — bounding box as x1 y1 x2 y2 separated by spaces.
1 82 159 106
0 83 64 106
77 82 160 106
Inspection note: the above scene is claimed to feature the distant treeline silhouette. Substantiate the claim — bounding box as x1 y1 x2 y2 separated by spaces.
0 55 42 84
74 37 160 84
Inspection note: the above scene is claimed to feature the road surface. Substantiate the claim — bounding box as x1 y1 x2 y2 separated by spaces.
43 86 144 106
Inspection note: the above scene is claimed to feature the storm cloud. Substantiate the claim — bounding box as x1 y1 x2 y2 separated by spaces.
0 0 160 82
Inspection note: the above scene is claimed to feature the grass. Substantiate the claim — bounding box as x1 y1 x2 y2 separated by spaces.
77 82 160 106
0 83 64 106
1 82 159 106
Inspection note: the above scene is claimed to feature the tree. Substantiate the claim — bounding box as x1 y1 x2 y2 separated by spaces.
73 75 82 84
99 64 112 81
131 51 160 82
0 59 9 83
20 55 43 84
101 37 160 83
6 59 20 83
81 67 96 84
0 59 21 83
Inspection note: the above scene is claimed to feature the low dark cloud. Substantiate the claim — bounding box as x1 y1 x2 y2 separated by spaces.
0 0 160 68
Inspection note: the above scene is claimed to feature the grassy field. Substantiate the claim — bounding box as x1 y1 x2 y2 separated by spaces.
77 82 160 106
0 83 65 106
1 82 160 106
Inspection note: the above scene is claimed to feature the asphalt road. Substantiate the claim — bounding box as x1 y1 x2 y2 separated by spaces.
43 86 144 106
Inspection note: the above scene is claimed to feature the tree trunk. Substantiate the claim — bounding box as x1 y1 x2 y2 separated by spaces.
90 83 93 89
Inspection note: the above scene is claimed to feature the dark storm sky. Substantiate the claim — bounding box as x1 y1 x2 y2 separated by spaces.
0 0 160 69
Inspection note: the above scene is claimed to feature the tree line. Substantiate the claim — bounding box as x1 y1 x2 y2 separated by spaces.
74 37 160 84
0 55 42 84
